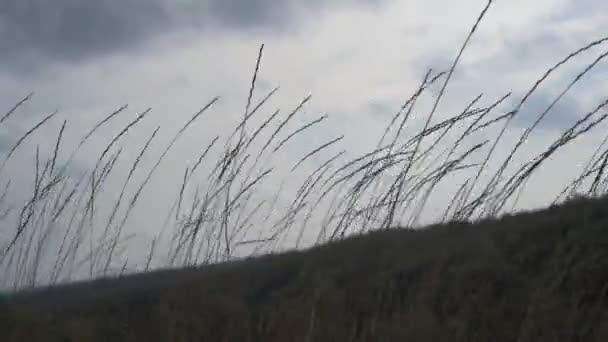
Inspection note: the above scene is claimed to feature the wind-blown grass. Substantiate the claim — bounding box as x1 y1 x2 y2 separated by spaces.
1 0 608 294
3 193 608 341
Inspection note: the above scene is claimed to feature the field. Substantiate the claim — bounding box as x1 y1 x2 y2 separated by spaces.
2 194 608 341
1 1 608 340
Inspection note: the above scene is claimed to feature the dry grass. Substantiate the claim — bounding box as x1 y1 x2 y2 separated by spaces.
1 0 608 339
2 194 608 341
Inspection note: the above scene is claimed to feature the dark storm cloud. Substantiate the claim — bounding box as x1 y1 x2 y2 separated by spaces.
0 0 173 67
0 0 385 72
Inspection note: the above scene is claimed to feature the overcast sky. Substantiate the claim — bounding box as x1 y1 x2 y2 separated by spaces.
2 0 608 284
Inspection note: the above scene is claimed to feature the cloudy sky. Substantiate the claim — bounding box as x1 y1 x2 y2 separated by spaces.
1 0 608 283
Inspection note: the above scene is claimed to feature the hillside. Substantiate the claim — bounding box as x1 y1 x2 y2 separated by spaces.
2 194 607 341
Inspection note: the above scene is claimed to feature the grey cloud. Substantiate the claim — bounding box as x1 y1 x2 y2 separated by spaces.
551 0 608 20
1 0 173 69
509 92 582 132
205 0 384 29
0 0 386 74
366 99 395 119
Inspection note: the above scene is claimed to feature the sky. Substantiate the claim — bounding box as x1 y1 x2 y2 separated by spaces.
1 0 608 286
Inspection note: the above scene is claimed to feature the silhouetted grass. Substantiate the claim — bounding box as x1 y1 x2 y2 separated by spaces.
3 194 608 341
1 0 608 339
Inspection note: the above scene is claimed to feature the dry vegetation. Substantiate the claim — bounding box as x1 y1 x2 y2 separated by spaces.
1 0 608 340
3 194 608 341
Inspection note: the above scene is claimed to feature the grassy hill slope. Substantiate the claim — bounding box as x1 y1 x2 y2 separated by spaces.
2 195 608 341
